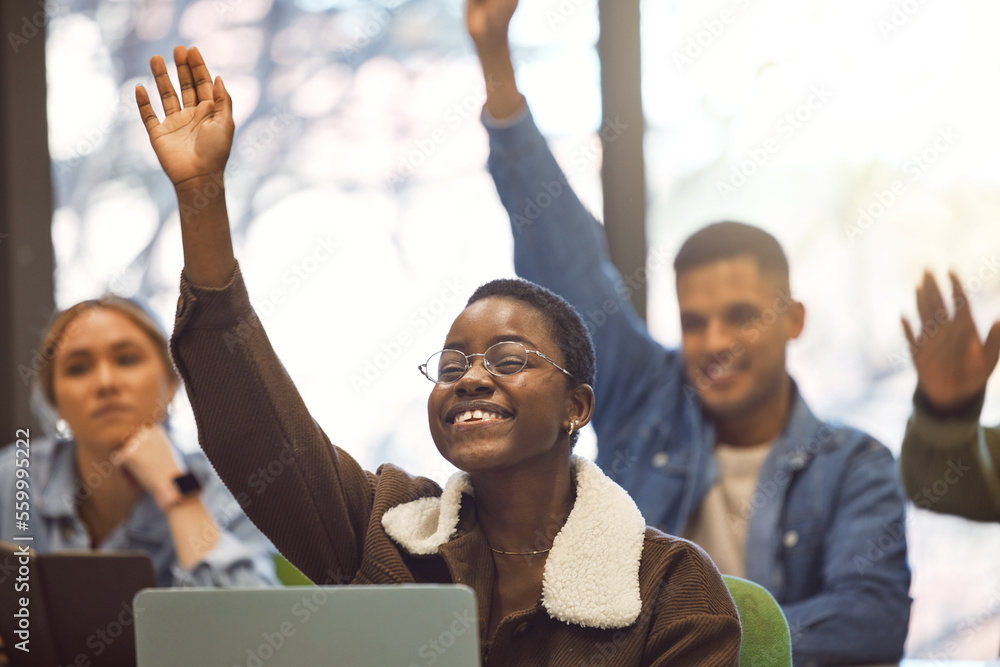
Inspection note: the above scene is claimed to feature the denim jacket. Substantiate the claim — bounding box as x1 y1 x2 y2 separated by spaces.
0 435 277 587
483 106 911 666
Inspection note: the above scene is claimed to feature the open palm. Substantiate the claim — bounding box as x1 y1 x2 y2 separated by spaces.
902 271 1000 410
135 46 234 186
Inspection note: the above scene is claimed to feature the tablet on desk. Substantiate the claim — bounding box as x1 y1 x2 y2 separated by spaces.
0 541 157 667
134 584 480 667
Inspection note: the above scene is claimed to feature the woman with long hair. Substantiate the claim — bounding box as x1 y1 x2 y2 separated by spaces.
0 294 275 587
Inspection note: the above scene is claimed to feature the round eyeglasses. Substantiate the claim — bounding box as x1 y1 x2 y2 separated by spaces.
419 341 575 385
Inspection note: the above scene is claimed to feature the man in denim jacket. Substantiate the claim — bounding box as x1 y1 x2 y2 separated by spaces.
465 1 911 664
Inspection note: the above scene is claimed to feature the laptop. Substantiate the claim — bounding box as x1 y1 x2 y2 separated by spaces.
0 542 157 667
134 585 480 667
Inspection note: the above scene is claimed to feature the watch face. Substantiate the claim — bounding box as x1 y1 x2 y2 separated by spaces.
174 472 202 495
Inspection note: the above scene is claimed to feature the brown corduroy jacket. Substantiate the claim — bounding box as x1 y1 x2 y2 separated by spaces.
170 266 741 666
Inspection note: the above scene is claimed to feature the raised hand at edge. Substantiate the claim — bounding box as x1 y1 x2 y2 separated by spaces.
902 270 1000 411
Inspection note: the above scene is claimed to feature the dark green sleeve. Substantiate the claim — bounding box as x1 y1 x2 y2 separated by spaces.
900 391 1000 522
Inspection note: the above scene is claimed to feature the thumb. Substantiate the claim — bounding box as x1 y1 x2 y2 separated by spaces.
901 316 918 355
214 75 232 117
984 319 1000 373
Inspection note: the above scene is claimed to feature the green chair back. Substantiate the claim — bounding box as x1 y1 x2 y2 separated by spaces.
273 553 314 586
723 574 792 666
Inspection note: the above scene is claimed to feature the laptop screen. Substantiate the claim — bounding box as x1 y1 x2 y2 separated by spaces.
134 584 480 667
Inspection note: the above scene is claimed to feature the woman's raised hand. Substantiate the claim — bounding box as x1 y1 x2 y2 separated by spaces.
135 46 234 188
136 45 236 288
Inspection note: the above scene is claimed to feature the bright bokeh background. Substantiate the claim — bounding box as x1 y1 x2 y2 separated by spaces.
44 0 1000 656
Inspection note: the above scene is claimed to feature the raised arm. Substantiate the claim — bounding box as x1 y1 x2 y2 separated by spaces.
900 271 1000 521
467 1 679 445
136 46 235 288
137 47 378 582
466 0 524 121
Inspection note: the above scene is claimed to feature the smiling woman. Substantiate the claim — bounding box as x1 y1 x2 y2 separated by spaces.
141 44 742 665
425 296 587 479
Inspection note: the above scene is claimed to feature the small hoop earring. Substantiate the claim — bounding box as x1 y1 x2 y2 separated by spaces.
566 421 577 436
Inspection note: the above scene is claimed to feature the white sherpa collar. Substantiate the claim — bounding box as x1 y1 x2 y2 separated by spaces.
381 469 474 555
380 455 646 629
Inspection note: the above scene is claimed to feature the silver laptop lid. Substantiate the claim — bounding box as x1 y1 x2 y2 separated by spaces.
134 584 480 667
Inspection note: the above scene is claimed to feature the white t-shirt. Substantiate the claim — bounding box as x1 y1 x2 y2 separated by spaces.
683 442 772 578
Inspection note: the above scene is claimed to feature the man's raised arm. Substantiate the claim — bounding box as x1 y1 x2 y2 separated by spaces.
467 0 679 439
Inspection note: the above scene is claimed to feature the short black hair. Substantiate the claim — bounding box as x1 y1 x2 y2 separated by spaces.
674 221 789 281
467 279 595 444
467 279 595 388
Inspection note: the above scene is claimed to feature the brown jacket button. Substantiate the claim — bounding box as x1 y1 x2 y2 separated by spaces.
512 622 532 639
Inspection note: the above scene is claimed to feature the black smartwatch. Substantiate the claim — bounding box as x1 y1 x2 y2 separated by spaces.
172 472 202 496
